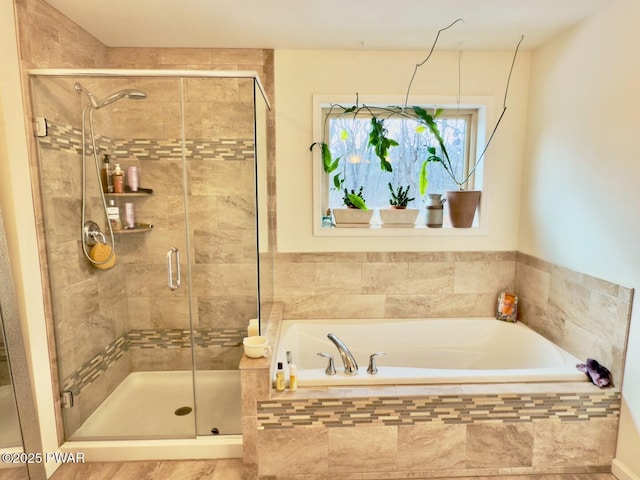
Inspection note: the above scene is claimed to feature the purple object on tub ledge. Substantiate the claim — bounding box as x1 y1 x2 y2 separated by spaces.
576 358 613 388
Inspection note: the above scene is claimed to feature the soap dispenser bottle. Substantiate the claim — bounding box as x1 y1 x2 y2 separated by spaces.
112 164 125 193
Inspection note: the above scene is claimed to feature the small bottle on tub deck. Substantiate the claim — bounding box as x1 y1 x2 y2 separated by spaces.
289 364 298 391
275 362 285 391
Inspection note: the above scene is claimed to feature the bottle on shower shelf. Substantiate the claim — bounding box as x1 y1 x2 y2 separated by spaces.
124 202 135 229
112 163 125 193
127 165 139 192
100 154 113 193
106 200 122 231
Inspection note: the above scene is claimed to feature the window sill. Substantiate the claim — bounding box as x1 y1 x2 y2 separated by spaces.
314 225 486 237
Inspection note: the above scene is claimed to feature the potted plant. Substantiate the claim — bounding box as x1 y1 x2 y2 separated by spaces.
332 186 373 227
310 20 523 229
380 183 419 227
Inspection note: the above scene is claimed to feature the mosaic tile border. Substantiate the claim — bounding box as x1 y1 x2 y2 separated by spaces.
257 392 620 429
38 120 254 161
62 327 244 396
128 328 244 349
62 334 128 396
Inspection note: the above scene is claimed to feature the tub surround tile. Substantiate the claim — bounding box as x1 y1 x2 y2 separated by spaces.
258 427 328 476
466 423 534 468
397 423 466 470
453 261 515 295
513 254 633 387
532 418 618 466
328 426 397 473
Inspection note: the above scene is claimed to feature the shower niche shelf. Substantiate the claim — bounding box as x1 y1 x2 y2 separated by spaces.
105 189 153 233
104 191 152 198
113 225 153 234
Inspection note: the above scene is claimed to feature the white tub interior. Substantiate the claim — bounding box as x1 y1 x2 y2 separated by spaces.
276 317 588 386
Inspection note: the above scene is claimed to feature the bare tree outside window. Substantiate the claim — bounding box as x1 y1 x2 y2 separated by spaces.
327 110 473 209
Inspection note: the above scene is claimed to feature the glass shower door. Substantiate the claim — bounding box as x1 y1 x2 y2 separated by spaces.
181 77 260 436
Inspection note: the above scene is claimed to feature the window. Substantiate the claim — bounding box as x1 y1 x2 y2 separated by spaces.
325 107 477 210
311 95 489 235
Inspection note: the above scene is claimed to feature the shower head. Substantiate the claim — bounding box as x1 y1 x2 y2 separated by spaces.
74 82 147 109
74 82 99 108
94 89 147 109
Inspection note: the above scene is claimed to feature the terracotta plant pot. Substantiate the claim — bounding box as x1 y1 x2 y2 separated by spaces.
445 190 481 228
332 208 373 228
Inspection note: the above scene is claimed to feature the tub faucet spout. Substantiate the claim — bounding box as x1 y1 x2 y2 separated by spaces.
327 333 358 375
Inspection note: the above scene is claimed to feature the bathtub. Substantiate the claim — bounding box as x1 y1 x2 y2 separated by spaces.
275 318 587 386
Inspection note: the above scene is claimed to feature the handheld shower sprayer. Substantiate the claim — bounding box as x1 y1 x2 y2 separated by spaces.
76 81 147 267
74 82 147 109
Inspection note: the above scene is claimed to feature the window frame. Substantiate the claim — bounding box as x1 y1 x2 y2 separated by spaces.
312 94 492 237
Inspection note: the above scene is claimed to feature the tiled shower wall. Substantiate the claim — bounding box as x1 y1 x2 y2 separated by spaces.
273 250 633 384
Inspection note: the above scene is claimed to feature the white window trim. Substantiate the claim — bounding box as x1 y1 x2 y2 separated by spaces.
312 94 494 237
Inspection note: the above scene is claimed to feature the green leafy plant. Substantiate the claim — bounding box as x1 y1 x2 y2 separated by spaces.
310 19 523 203
388 183 415 208
342 187 368 210
368 117 397 172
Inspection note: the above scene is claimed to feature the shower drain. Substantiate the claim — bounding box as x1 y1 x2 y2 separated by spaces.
174 406 193 416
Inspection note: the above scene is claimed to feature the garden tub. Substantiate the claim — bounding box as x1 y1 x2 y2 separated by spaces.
275 317 587 386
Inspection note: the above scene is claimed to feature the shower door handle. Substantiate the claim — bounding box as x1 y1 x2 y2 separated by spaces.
167 247 181 291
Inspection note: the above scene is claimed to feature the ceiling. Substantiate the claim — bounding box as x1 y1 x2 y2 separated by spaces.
45 0 612 51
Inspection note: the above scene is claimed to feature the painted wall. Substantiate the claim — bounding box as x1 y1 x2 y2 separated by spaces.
274 49 530 252
0 1 59 476
519 0 640 477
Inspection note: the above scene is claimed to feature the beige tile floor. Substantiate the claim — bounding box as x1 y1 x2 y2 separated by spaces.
50 459 242 480
48 461 617 480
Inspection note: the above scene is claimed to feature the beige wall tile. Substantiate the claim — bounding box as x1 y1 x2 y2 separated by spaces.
454 261 515 294
398 423 466 470
337 295 386 318
314 263 363 294
328 426 397 473
515 262 550 306
532 419 617 466
465 423 533 468
362 263 409 295
274 264 317 296
258 427 328 476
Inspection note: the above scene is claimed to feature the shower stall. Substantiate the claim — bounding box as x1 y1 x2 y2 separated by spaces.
27 70 272 454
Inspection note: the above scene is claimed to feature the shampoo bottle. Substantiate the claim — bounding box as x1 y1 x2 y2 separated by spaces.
275 362 285 391
106 200 122 231
112 164 125 193
100 154 113 193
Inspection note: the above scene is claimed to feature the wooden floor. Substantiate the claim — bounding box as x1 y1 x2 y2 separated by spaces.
46 462 617 480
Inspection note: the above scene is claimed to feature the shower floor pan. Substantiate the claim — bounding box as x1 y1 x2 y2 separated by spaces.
71 370 241 439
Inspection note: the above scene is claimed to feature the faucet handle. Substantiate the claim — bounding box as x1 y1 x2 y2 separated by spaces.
317 352 336 375
367 352 386 375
